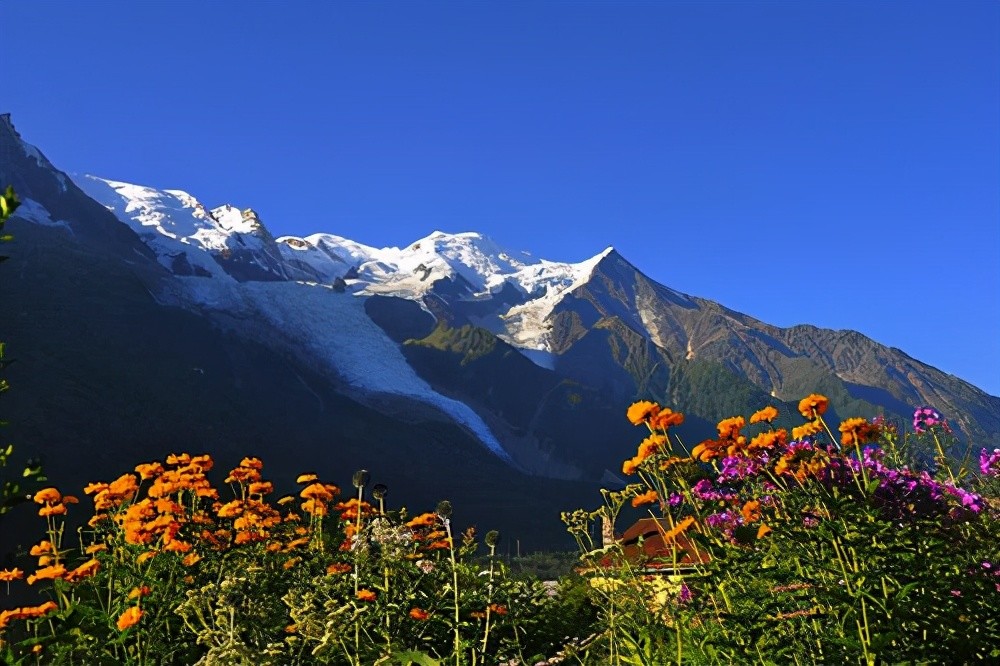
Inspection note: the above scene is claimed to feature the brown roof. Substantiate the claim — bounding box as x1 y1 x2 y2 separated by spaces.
619 518 710 568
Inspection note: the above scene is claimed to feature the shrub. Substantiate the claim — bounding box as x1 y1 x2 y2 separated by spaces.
565 397 1000 665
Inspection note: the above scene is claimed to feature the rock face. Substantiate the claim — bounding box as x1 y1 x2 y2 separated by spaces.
1 114 998 549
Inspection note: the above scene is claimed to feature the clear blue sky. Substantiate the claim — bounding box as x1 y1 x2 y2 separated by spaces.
4 1 999 397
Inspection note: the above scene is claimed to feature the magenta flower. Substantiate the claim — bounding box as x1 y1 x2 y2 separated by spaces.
979 448 1000 477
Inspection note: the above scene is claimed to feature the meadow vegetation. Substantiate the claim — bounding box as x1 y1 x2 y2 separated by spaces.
1 187 999 665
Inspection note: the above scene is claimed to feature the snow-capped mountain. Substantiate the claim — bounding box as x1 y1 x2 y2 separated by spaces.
2 113 999 544
75 173 631 366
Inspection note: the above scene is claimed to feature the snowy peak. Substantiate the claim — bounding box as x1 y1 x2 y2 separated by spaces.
73 175 288 281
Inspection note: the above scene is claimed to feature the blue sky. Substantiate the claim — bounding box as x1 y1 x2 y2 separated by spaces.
4 1 999 396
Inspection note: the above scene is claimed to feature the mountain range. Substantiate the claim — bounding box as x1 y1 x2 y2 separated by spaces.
1 113 998 551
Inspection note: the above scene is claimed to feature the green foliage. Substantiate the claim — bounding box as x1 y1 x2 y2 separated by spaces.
565 396 1000 665
0 456 600 664
406 323 498 366
667 359 772 422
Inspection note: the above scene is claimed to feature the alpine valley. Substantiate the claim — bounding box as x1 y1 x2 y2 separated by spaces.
2 114 998 550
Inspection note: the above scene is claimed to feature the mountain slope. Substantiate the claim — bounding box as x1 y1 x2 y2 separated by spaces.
2 113 998 551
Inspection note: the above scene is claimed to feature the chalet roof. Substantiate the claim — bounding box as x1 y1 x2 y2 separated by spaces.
619 518 710 567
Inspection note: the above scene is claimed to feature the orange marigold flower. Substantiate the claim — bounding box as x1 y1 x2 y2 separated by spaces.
128 586 152 599
296 473 319 484
65 558 101 583
750 406 779 424
488 603 508 616
749 430 787 451
300 499 329 517
32 488 61 504
108 473 139 498
284 624 298 634
38 502 67 517
283 557 301 570
663 516 696 541
356 589 377 602
248 481 273 495
166 453 192 466
85 543 108 555
406 512 438 528
621 456 641 475
650 408 684 430
741 500 762 523
216 500 243 518
27 601 58 618
717 416 746 440
409 607 430 620
791 421 823 440
163 539 193 554
839 417 875 446
798 394 829 420
631 489 659 507
470 610 486 619
27 564 66 585
61 495 79 505
29 541 53 557
327 562 352 575
636 434 667 462
299 482 334 501
691 439 722 462
83 482 109 495
234 531 267 545
425 540 451 550
136 551 157 564
757 524 773 539
134 463 164 480
240 457 263 470
626 401 660 426
117 606 143 631
0 568 23 582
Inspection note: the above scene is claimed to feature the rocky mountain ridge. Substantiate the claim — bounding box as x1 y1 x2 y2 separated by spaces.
1 114 997 550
